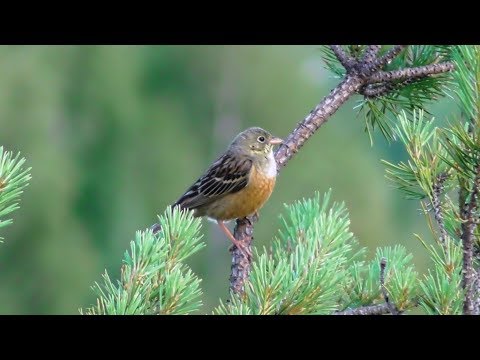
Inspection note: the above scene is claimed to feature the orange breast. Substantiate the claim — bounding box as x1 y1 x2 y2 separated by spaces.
206 164 276 221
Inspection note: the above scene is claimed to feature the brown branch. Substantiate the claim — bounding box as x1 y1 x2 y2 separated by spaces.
369 45 406 73
224 45 455 297
461 164 480 314
360 82 397 98
431 172 449 251
330 45 356 71
275 75 363 168
475 269 480 315
380 257 399 315
362 45 381 65
368 62 455 84
229 215 256 294
334 303 391 315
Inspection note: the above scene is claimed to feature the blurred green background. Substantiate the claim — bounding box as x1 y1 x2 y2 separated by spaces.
0 45 455 314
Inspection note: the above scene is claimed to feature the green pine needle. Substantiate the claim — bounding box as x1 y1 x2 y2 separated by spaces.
82 206 205 315
0 146 32 242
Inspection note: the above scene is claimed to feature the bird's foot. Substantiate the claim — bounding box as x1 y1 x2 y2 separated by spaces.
229 240 252 258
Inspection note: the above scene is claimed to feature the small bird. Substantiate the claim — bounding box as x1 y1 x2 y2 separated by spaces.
162 127 283 257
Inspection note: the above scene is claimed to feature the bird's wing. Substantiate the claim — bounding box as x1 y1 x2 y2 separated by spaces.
173 152 252 210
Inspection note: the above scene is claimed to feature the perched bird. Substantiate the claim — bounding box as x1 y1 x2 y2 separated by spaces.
156 127 283 257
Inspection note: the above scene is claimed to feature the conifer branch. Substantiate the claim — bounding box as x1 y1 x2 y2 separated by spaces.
363 45 381 64
230 45 454 297
431 172 449 251
330 45 356 71
368 63 455 84
461 164 480 314
335 303 391 315
369 45 407 72
380 257 399 315
475 270 480 315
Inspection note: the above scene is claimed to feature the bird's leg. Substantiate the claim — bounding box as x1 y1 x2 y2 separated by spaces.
217 220 252 258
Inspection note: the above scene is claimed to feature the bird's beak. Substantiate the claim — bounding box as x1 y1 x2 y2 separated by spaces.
269 137 283 145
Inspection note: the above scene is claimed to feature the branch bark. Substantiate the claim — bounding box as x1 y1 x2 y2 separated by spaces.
330 45 356 71
334 303 392 315
461 164 480 314
431 172 449 251
368 62 455 84
380 257 399 315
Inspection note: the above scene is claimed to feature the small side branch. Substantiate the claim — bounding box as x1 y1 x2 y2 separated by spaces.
461 164 480 314
362 45 381 64
335 303 391 315
380 257 399 315
368 62 455 84
330 45 356 71
369 45 406 72
474 269 480 315
431 172 449 251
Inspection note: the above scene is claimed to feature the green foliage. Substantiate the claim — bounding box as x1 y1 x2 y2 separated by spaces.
382 110 450 200
215 191 419 315
82 207 205 315
449 45 480 121
362 46 451 143
380 46 480 314
345 246 418 311
417 238 463 315
0 146 31 242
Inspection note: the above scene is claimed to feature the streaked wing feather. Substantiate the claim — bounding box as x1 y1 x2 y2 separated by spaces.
173 152 252 210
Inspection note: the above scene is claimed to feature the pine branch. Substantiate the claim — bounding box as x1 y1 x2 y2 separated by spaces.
363 45 381 64
431 172 449 251
230 45 454 296
460 164 480 314
330 45 356 71
368 63 455 84
369 45 407 73
83 207 205 315
359 78 419 98
229 215 256 294
475 270 480 315
335 303 391 315
380 257 399 315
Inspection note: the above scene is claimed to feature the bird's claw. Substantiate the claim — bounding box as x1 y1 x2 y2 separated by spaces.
229 241 252 258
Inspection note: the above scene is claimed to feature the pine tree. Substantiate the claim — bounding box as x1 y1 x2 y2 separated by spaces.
85 46 480 315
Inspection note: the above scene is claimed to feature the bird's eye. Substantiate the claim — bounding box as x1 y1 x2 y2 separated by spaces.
257 136 265 143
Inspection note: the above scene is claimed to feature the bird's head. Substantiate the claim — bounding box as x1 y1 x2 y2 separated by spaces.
230 127 283 157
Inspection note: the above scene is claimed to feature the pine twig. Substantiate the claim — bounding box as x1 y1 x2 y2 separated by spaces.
474 269 480 315
431 172 449 251
362 45 381 65
368 62 455 84
461 164 480 314
380 257 399 315
369 45 407 73
330 45 356 71
335 303 391 315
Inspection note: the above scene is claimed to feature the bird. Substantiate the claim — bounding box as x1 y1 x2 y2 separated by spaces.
153 127 283 257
